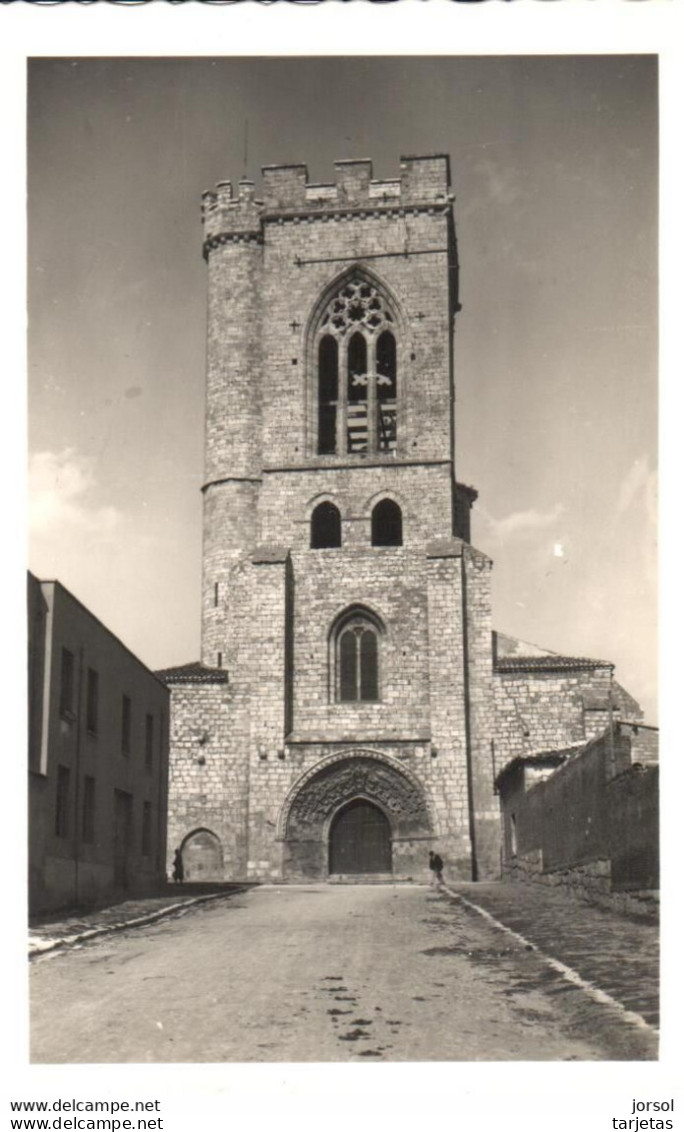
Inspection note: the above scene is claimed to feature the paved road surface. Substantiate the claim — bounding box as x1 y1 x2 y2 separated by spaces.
30 884 656 1062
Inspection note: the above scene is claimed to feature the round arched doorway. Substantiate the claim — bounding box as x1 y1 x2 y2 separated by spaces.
329 799 392 875
181 828 223 881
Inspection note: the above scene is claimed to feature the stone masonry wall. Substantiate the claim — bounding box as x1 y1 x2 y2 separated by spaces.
166 682 248 880
288 546 430 742
426 543 471 877
259 464 455 552
201 160 466 664
492 666 614 775
247 552 290 876
607 763 659 892
242 535 488 880
201 481 259 668
462 547 499 879
260 210 453 468
201 226 263 664
499 728 659 916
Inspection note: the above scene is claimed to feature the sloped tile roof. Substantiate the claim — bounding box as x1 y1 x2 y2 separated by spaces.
494 743 585 789
155 661 228 685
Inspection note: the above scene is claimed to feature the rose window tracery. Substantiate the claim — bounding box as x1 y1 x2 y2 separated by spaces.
320 281 394 337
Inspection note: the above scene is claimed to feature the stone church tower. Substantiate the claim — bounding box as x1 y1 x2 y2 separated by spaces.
160 155 640 885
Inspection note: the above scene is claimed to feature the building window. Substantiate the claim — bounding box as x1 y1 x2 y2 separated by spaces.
376 330 397 451
121 695 131 756
311 501 342 549
82 775 96 844
59 648 75 719
55 765 71 838
314 276 398 456
145 714 154 773
142 801 152 858
371 499 403 546
86 668 99 734
334 609 382 703
347 332 368 452
317 336 338 455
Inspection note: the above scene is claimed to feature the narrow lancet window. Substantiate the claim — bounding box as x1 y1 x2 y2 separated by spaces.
339 630 358 701
359 630 379 700
376 330 397 452
347 332 368 453
318 336 338 455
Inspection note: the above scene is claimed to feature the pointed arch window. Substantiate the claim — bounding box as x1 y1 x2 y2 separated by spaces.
371 499 403 546
317 336 338 456
311 501 342 549
334 609 382 702
314 277 398 456
376 330 397 452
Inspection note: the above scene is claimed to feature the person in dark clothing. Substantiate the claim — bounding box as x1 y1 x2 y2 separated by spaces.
428 850 444 887
172 847 184 884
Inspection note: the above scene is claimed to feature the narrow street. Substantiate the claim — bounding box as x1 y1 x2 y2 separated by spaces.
30 884 657 1062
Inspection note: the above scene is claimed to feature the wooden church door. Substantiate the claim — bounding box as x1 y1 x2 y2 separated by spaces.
329 800 392 874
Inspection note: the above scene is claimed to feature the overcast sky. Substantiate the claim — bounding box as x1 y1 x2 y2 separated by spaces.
27 55 657 720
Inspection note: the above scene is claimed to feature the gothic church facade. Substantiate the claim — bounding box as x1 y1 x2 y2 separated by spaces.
159 155 640 885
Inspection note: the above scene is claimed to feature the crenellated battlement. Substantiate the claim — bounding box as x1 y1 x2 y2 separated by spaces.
201 155 453 256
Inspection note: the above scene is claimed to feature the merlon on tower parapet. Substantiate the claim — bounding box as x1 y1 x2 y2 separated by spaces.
201 155 455 254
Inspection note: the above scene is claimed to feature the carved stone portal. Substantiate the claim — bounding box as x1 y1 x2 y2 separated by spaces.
285 756 430 842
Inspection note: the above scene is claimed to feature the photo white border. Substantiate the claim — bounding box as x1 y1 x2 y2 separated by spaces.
3 4 682 1127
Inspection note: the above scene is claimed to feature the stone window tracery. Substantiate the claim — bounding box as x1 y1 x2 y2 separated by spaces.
315 277 398 456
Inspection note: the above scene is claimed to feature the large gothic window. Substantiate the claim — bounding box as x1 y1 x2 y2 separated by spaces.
334 609 382 702
315 277 398 456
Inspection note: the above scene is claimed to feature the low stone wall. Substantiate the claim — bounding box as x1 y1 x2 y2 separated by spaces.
502 849 658 921
499 726 659 921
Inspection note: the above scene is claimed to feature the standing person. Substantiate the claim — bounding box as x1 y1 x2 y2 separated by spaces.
428 850 444 887
172 847 184 884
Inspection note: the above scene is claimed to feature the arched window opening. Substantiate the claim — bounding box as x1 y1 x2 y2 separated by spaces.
376 331 397 452
311 501 342 549
347 333 368 453
371 499 403 547
313 276 399 457
335 612 381 702
318 336 338 455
